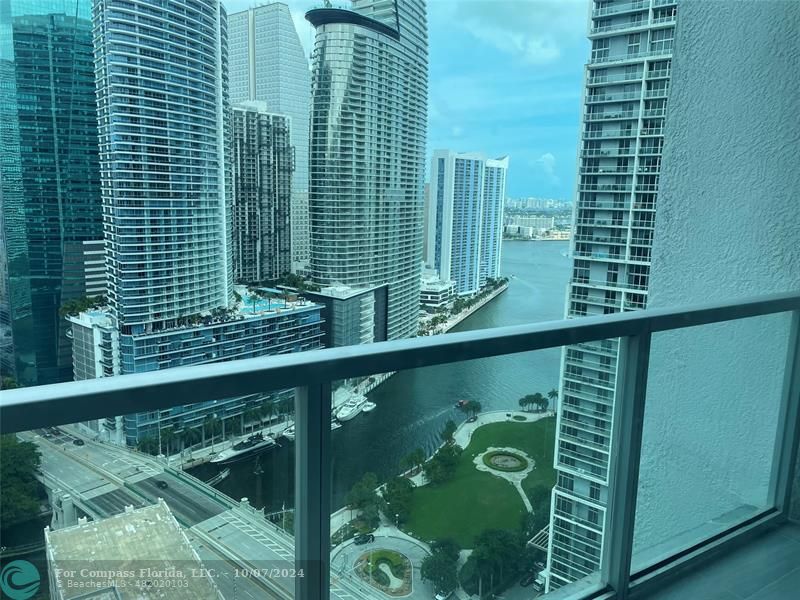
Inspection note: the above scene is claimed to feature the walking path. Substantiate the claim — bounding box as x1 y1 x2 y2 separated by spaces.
473 446 536 512
420 283 508 336
165 417 293 468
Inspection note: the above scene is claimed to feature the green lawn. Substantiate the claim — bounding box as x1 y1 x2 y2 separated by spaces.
404 417 556 547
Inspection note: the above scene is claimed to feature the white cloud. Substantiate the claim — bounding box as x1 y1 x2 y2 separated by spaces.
532 152 560 184
455 0 589 65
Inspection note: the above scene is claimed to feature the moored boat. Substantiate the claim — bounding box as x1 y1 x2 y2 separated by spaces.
210 432 275 463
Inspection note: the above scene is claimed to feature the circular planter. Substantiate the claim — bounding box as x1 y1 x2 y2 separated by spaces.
482 450 528 472
356 549 412 596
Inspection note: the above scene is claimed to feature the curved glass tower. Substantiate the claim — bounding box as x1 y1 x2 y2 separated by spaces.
93 0 231 332
306 0 428 341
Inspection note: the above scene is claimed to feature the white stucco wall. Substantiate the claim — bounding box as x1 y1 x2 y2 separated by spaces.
633 0 800 555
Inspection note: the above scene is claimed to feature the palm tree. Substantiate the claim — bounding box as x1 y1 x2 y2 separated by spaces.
468 400 482 417
548 388 558 409
441 420 457 445
412 447 426 474
253 405 264 430
524 394 537 411
203 416 219 447
183 426 201 449
518 397 528 412
161 428 175 456
532 392 545 412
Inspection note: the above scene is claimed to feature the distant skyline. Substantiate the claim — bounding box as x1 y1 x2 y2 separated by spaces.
223 0 590 199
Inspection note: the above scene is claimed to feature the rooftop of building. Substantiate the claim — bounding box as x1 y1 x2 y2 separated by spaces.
306 283 384 300
45 500 221 600
420 269 455 292
67 308 116 329
233 284 319 317
68 287 322 333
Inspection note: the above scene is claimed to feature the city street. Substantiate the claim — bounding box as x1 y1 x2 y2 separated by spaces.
331 528 434 600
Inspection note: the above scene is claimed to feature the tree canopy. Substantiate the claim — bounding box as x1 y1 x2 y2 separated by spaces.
58 295 106 317
0 435 44 529
421 548 459 594
423 444 462 485
382 476 415 524
441 419 458 445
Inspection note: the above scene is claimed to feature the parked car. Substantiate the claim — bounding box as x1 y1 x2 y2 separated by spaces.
466 415 478 423
72 438 85 446
156 480 169 489
353 533 374 545
532 568 549 593
434 591 452 600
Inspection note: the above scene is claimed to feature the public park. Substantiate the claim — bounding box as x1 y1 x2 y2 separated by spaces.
331 397 557 599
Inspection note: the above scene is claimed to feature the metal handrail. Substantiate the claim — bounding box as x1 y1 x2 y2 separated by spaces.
2 291 799 433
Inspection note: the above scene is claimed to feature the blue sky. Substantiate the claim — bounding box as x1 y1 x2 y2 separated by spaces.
224 0 590 199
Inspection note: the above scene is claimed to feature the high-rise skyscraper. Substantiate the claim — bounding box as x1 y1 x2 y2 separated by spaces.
228 4 311 272
545 0 677 591
425 151 508 296
94 0 232 329
74 0 324 446
306 0 428 341
231 102 293 283
0 0 103 386
479 158 508 286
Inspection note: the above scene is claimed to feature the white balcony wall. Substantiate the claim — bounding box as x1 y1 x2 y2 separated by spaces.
635 0 800 552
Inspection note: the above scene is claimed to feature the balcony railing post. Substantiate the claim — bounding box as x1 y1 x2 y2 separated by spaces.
601 331 652 599
295 382 332 600
769 310 800 514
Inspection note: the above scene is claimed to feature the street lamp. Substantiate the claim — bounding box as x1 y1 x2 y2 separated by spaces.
395 513 399 528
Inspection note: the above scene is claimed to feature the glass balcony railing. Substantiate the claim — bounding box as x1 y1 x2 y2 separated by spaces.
589 20 647 36
589 49 672 67
591 1 648 19
1 292 798 600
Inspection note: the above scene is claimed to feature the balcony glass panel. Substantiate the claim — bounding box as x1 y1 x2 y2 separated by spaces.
329 353 596 599
631 313 792 575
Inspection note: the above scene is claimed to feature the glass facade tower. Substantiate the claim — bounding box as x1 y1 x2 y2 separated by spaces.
228 4 311 272
546 0 677 590
0 0 102 386
93 0 232 331
480 158 508 286
72 0 325 447
426 151 508 296
306 0 428 341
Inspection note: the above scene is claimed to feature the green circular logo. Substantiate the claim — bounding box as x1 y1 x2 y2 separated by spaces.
0 560 40 600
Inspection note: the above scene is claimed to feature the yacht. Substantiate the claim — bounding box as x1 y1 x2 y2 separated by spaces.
361 401 376 413
335 395 367 422
283 421 340 442
210 432 275 463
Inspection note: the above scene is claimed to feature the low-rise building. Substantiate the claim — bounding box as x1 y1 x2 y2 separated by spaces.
419 270 455 313
45 500 222 600
70 286 324 446
304 284 388 348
